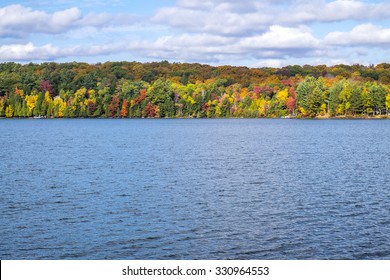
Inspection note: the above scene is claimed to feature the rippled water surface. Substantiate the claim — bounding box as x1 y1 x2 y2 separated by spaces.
1 119 390 259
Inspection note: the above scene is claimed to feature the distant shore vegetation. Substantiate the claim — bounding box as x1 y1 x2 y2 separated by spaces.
1 61 390 119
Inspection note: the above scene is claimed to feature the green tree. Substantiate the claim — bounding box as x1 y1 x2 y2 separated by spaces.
147 79 175 117
368 82 387 115
296 76 327 117
328 80 343 116
349 84 364 115
33 91 47 116
361 86 373 115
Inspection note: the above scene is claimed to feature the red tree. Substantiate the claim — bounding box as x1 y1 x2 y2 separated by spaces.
286 96 296 114
289 87 296 99
40 80 54 97
133 89 146 105
87 100 97 114
120 99 129 118
109 96 120 117
145 102 159 118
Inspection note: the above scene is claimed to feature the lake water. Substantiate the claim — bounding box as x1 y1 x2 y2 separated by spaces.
1 119 389 260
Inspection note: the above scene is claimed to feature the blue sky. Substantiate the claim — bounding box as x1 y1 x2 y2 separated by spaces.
1 0 390 67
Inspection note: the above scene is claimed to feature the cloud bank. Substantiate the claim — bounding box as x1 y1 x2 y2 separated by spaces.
1 0 390 66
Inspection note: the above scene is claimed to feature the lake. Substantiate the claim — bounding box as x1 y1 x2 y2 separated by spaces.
1 119 389 259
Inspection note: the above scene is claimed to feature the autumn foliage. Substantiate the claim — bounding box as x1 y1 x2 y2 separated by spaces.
0 61 390 118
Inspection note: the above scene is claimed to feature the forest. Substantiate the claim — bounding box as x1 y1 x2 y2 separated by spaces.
0 61 390 118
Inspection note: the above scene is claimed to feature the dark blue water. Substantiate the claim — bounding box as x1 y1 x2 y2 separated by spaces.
1 119 389 260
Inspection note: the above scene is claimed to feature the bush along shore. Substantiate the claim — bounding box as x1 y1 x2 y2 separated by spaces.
1 61 390 118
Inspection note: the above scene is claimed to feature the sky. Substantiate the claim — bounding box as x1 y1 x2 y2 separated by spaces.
0 0 390 67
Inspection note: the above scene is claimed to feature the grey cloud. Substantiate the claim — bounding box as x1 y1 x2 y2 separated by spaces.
287 0 390 23
154 0 390 36
0 25 322 62
125 25 324 63
2 1 390 66
153 6 271 36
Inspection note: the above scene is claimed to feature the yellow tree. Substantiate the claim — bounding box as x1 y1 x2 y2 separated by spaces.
88 89 96 99
25 94 38 116
276 88 289 104
249 98 269 117
215 103 222 117
74 88 87 103
361 86 373 115
0 97 5 116
386 93 390 113
5 105 14 118
258 99 270 117
275 88 289 116
339 81 352 115
320 103 327 116
239 88 248 102
44 91 52 105
53 96 66 117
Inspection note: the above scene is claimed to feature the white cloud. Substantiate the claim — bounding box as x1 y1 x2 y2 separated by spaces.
240 25 319 50
324 24 390 46
126 33 239 63
254 59 285 68
0 5 81 36
0 4 136 37
0 43 60 60
236 25 322 61
0 42 128 61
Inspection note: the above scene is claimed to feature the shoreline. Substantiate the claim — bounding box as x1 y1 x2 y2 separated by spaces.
1 115 390 120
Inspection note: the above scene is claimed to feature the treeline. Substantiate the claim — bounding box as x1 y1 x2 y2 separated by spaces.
0 61 390 118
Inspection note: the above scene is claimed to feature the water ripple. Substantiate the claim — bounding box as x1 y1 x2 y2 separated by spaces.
1 119 390 259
